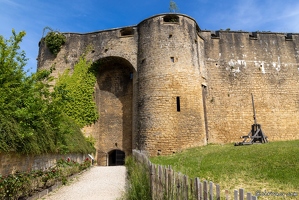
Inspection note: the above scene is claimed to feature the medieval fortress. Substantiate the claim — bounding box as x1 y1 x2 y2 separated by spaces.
38 14 299 165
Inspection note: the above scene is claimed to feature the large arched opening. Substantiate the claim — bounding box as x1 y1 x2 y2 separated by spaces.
94 56 135 166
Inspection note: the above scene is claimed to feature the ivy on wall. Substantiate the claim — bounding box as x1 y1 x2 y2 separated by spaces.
55 55 99 127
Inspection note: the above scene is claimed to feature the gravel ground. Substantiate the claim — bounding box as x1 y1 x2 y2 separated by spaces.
42 166 127 200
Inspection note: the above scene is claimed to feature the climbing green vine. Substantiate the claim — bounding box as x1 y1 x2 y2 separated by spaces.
43 27 66 56
55 55 98 127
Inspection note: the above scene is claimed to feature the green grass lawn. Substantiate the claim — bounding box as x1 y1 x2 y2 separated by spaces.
150 140 299 198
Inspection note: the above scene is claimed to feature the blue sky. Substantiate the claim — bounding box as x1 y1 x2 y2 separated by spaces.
1 0 299 74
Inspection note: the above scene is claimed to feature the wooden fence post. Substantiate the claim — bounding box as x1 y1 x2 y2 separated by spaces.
168 167 174 200
234 190 238 200
157 165 163 199
175 172 178 200
150 164 156 200
239 188 244 200
195 177 201 200
156 164 159 199
199 180 202 200
183 175 188 200
203 180 208 200
209 181 213 200
190 178 194 199
164 166 168 199
246 192 251 200
175 172 182 200
216 184 220 200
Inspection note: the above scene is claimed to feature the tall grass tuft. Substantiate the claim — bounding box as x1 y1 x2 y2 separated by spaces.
123 156 151 200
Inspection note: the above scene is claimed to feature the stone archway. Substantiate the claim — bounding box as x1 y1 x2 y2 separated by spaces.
94 56 134 166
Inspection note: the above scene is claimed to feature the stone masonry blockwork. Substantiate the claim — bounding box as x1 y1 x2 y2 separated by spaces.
37 14 299 165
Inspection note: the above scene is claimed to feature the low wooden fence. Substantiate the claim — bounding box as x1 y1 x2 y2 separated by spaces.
133 150 258 200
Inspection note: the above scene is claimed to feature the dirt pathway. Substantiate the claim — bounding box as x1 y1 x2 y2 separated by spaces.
41 166 126 200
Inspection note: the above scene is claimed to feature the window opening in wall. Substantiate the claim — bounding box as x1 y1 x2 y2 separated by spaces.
120 27 134 37
170 57 174 63
249 32 258 40
130 72 133 80
211 31 220 39
157 150 161 155
176 96 180 112
202 85 208 143
141 58 146 64
163 14 179 23
285 33 293 40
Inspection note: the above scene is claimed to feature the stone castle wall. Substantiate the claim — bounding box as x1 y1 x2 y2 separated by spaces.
137 15 206 156
0 153 87 176
200 31 299 143
37 13 299 164
38 28 138 84
38 27 138 165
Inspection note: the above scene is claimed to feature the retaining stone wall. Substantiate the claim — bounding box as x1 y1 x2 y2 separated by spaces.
0 152 88 176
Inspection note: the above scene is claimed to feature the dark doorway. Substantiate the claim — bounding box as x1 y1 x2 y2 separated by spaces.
108 150 125 166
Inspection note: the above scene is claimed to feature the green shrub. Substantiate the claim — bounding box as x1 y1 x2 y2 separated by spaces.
44 28 66 56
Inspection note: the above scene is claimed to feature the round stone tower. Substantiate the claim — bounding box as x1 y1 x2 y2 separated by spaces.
136 14 207 156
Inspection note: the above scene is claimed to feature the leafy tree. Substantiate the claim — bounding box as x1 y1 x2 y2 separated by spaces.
0 30 95 154
0 30 27 115
0 29 28 152
169 0 179 13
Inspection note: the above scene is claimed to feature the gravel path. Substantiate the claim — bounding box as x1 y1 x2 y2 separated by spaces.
42 166 127 200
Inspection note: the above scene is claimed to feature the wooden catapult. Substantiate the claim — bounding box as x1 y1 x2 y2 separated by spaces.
235 94 268 146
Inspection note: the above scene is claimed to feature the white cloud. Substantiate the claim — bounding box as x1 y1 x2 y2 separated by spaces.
191 0 299 32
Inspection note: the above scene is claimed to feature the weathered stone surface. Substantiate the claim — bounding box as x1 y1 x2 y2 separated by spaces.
0 153 87 176
37 14 299 164
200 31 299 143
137 15 206 156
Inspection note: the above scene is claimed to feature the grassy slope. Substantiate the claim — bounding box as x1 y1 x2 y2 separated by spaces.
150 140 299 196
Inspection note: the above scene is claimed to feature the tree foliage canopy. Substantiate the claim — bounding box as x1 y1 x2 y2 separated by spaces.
169 0 179 13
0 30 95 154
